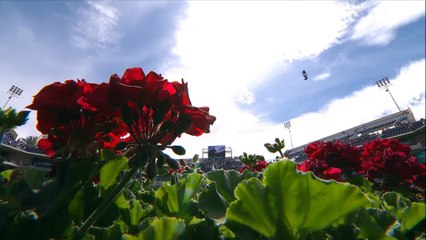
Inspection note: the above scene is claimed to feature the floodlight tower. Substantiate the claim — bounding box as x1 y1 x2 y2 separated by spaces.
376 77 401 112
3 85 23 109
284 121 294 149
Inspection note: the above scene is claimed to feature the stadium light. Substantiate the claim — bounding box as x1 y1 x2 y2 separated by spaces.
3 85 23 109
284 121 294 149
376 77 401 112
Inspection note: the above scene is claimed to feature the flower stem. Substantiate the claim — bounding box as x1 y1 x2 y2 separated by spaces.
77 165 139 237
278 149 284 158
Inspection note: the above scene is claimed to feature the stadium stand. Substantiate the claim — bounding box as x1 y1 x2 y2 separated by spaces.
1 130 44 154
0 129 52 171
197 157 243 172
284 108 425 163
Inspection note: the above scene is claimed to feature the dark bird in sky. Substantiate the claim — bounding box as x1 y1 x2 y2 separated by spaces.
302 70 308 80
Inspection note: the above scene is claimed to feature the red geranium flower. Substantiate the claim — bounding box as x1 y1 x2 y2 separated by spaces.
305 141 361 171
360 138 425 190
168 167 183 174
298 141 361 181
239 165 249 173
322 167 344 181
27 80 125 158
297 160 313 172
240 160 268 173
253 160 268 172
28 67 215 168
108 67 216 146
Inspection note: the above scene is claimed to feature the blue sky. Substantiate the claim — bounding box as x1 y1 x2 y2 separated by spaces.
0 1 425 160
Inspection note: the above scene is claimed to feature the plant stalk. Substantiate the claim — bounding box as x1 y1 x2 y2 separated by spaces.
278 149 284 158
77 165 139 237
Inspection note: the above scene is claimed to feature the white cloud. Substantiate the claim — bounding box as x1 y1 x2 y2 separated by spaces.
166 1 364 159
313 72 331 81
351 1 425 45
71 1 120 49
171 1 359 83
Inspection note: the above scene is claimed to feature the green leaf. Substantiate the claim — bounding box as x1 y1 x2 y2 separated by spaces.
7 177 38 208
380 192 425 233
122 234 138 240
99 154 128 190
82 183 120 228
55 160 95 205
11 213 74 240
39 215 75 239
115 193 131 209
0 109 30 128
399 202 425 233
100 149 120 162
198 181 228 221
155 173 203 221
0 169 14 182
14 111 30 126
122 199 150 227
36 179 60 208
181 217 221 240
88 224 123 240
228 178 278 238
381 192 411 214
352 208 398 240
226 160 369 239
206 169 259 204
225 219 266 240
23 168 46 189
124 217 185 240
68 189 85 223
317 224 361 240
127 179 143 194
0 109 6 124
219 225 236 239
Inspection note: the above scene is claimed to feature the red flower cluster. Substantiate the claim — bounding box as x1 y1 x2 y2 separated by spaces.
360 139 425 190
27 67 216 159
168 168 184 174
27 80 125 157
297 139 425 191
297 141 360 181
240 160 268 173
108 68 215 146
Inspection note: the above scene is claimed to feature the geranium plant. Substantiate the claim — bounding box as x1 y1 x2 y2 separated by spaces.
239 152 268 173
0 67 424 240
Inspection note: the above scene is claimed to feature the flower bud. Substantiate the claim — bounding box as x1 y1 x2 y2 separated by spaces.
165 155 180 170
171 145 186 155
